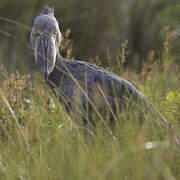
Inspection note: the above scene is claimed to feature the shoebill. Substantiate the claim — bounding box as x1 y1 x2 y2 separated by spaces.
30 6 147 126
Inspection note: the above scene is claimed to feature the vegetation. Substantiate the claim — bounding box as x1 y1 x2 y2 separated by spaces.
0 0 179 179
0 0 179 72
0 27 180 179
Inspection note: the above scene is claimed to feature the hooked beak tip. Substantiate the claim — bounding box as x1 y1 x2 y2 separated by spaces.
43 71 49 81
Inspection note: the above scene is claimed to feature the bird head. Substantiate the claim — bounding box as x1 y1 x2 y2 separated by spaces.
30 6 62 80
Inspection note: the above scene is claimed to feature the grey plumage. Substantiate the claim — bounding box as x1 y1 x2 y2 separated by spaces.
30 6 147 125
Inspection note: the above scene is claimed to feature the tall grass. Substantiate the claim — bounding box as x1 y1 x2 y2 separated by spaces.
0 27 179 179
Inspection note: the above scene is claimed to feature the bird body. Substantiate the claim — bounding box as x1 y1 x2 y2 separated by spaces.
30 6 146 125
49 54 145 100
47 54 146 124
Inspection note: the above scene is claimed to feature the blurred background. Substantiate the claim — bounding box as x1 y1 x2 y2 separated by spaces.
0 0 179 75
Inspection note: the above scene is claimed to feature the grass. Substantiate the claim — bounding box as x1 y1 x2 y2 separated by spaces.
0 36 180 180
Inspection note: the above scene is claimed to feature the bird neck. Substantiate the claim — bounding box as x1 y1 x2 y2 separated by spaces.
47 52 65 88
56 52 64 62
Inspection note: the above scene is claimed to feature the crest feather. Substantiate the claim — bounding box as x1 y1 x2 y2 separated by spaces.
41 5 54 15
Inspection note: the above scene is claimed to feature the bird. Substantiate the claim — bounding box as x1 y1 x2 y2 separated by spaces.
30 6 147 127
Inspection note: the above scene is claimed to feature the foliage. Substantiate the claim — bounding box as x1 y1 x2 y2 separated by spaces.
0 1 179 178
0 0 179 72
0 36 179 179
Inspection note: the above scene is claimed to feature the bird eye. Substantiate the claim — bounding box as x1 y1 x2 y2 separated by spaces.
33 31 40 37
52 30 57 37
